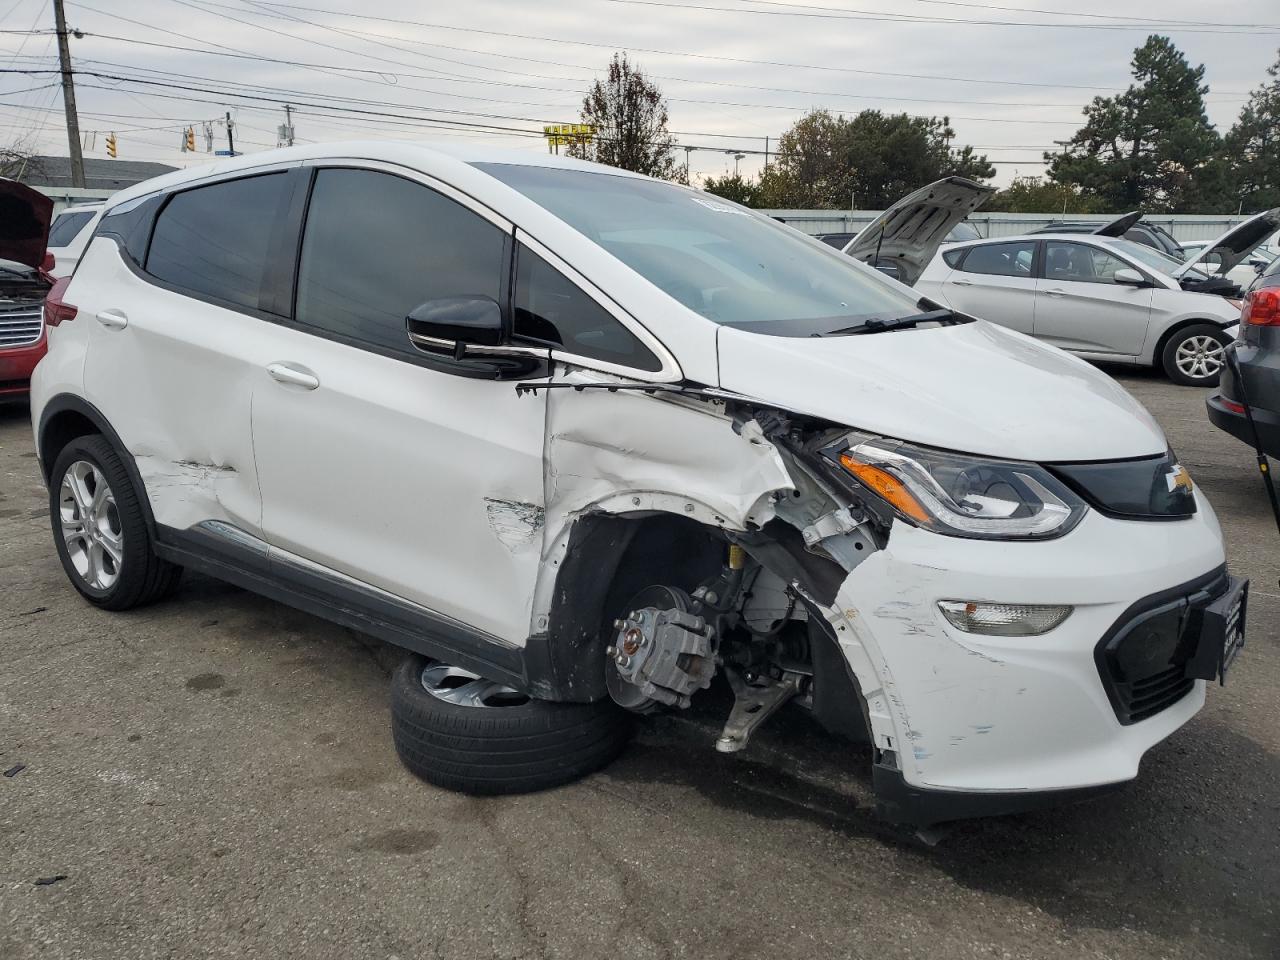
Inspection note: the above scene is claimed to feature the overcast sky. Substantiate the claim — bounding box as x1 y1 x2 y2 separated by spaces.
1 0 1278 193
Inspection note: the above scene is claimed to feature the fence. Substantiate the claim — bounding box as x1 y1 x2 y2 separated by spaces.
761 210 1257 243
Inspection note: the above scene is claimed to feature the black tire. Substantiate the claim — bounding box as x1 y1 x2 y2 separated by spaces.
48 434 182 610
391 654 632 795
1160 323 1231 387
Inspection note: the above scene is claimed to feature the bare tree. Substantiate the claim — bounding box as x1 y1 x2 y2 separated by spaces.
568 53 678 179
0 139 47 182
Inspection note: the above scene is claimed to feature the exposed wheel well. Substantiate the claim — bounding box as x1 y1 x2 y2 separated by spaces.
38 409 99 482
525 513 728 701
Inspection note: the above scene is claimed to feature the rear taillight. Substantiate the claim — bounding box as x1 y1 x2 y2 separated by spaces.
43 276 77 327
1243 288 1280 326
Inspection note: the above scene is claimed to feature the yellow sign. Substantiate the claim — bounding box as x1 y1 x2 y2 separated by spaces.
542 123 596 148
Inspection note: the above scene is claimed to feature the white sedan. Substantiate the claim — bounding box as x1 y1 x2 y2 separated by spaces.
915 211 1280 386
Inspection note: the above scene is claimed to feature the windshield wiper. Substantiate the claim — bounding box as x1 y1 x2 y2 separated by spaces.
818 308 969 337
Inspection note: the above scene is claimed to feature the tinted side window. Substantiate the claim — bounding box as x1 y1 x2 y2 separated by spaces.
1045 241 1127 284
146 174 288 310
514 245 660 371
958 241 1036 278
295 168 507 353
47 211 94 247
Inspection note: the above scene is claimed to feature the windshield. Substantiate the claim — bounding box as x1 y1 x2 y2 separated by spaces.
47 210 94 248
1107 238 1209 280
476 163 920 335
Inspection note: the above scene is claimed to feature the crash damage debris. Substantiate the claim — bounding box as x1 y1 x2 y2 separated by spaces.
3 763 26 778
33 875 68 886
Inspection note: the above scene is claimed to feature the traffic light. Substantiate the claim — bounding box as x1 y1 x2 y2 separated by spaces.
105 132 117 158
183 126 195 152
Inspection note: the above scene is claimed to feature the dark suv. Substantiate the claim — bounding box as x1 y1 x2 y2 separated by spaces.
1207 256 1280 456
1028 216 1184 260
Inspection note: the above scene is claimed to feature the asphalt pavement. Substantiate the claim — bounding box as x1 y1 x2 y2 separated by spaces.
1 368 1277 960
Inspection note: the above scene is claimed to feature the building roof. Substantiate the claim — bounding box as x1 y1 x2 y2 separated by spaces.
15 155 178 191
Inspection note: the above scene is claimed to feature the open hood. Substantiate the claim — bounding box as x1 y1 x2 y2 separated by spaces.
716 321 1165 463
1092 211 1142 238
1173 208 1280 278
0 178 53 269
843 177 993 286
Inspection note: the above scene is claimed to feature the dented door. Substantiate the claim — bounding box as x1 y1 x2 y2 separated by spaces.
250 330 549 645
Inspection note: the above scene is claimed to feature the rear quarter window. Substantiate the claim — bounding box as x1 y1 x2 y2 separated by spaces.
942 248 966 268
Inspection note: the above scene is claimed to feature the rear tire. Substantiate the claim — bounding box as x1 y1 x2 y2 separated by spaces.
1160 323 1231 387
390 654 632 795
48 434 182 610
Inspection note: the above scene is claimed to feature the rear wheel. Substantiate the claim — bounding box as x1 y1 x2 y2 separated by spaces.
49 435 182 610
1161 323 1230 387
390 654 632 795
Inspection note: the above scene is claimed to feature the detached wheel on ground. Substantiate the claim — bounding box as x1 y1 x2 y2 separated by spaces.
391 654 632 795
48 434 182 610
1161 323 1231 387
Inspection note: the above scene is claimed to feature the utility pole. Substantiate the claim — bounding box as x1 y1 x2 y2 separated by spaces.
225 111 235 156
279 104 295 147
52 0 85 188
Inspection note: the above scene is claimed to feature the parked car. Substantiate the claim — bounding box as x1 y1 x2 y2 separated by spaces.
27 145 1246 828
1207 254 1280 457
915 210 1280 386
1028 212 1185 259
45 202 105 278
0 179 53 398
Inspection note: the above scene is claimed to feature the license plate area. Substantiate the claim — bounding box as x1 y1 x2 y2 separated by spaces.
1185 576 1248 684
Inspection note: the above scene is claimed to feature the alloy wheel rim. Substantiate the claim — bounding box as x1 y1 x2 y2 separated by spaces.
58 460 123 590
1175 335 1224 380
419 661 529 708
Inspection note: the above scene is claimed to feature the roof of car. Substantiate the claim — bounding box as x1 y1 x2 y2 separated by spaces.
943 232 1120 248
104 140 644 211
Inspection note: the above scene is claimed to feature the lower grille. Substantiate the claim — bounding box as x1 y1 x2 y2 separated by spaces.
0 302 44 347
1095 567 1227 725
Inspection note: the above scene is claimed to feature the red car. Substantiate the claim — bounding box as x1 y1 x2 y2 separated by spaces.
0 179 54 398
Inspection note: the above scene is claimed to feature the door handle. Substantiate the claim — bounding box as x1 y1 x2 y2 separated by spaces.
952 279 973 286
95 308 128 330
1043 288 1067 298
266 362 319 391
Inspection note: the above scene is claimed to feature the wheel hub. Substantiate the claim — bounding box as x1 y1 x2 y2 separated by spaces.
58 460 123 590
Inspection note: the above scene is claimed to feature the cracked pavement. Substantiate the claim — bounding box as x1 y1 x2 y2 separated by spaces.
1 368 1277 959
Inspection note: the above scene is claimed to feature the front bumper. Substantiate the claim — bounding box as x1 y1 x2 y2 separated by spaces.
831 491 1229 813
0 332 47 396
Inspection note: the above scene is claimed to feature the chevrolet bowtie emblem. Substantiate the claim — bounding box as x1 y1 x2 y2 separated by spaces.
1167 464 1194 494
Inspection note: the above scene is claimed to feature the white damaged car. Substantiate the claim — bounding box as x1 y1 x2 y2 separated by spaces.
27 145 1247 827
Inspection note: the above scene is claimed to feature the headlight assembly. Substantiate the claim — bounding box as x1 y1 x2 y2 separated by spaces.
826 433 1088 540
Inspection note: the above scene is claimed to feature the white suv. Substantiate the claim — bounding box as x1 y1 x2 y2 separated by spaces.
28 143 1247 828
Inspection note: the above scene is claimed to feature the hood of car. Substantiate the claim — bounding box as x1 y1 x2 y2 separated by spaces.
1092 211 1143 238
1174 208 1280 278
0 178 54 269
842 177 993 287
716 320 1166 462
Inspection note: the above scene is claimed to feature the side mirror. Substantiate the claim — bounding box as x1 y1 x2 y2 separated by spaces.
1113 268 1147 287
1255 260 1269 276
405 296 503 355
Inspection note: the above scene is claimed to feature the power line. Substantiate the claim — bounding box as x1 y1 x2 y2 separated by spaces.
232 0 1156 91
614 0 1280 33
